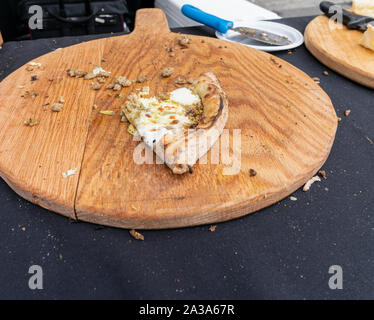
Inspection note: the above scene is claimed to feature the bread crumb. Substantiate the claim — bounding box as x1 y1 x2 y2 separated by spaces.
318 170 327 179
161 67 174 78
344 109 351 117
24 118 38 127
174 76 187 85
84 73 96 80
62 168 77 178
290 196 297 201
129 229 144 241
178 36 191 48
92 82 101 90
136 76 147 83
323 71 329 76
113 84 122 91
303 175 321 191
100 110 115 116
249 169 257 177
209 225 217 232
52 103 63 112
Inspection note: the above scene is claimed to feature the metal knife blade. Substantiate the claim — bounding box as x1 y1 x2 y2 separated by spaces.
231 27 292 46
320 1 374 31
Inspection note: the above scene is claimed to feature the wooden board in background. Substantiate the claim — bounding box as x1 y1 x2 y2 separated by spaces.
0 9 337 229
305 15 374 89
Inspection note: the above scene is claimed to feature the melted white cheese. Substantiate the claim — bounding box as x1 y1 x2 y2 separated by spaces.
170 88 200 106
132 97 194 145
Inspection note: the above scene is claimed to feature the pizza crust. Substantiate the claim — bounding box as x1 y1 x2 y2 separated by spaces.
156 72 229 174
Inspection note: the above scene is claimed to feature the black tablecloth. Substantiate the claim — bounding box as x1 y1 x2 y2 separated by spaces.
0 16 373 300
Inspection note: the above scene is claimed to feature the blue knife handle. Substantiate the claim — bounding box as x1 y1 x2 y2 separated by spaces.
181 4 233 34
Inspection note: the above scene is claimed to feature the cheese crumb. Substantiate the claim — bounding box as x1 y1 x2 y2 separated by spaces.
62 168 77 178
303 176 321 191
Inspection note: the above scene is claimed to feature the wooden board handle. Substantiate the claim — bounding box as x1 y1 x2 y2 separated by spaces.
132 8 170 36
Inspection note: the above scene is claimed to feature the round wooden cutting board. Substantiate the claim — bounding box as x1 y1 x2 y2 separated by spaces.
0 9 337 229
305 15 374 89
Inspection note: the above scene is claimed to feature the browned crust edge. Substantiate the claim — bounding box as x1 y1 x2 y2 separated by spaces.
155 72 229 174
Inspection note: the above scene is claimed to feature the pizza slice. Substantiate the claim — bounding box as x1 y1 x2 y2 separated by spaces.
122 72 228 174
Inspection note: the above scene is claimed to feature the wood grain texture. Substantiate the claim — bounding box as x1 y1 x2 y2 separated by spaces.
305 15 374 89
0 9 337 228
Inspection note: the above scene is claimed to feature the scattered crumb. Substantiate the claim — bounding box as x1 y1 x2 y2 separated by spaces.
290 196 298 201
323 71 329 76
100 110 115 116
29 62 42 68
92 82 101 90
93 104 98 110
136 76 147 83
97 77 107 84
249 169 257 177
52 103 62 112
17 85 25 89
129 229 144 241
84 72 96 80
318 170 327 180
93 67 110 77
344 109 351 117
270 57 282 68
74 69 86 78
113 84 122 91
59 96 65 104
178 36 191 48
337 117 342 122
303 175 321 191
101 58 107 62
165 46 173 53
48 78 54 82
62 168 77 178
161 67 174 78
114 76 132 87
209 225 217 232
24 118 38 127
21 227 26 231
131 205 138 211
366 136 374 145
174 76 187 85
288 50 293 54
312 77 320 84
